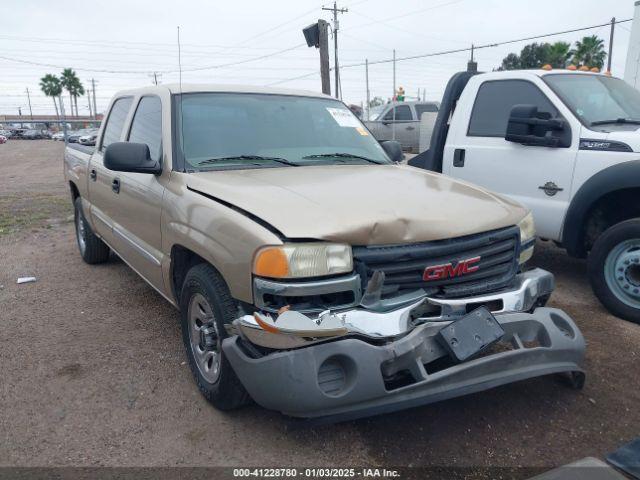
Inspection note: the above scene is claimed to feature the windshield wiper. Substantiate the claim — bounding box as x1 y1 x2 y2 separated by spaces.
197 155 298 166
590 118 640 126
301 153 385 164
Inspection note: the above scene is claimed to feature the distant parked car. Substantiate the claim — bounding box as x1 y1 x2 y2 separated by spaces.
68 128 95 143
52 132 65 141
364 100 440 152
22 129 44 140
0 135 7 144
0 129 13 138
79 129 100 146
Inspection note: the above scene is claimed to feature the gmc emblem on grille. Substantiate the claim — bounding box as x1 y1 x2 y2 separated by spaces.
423 256 481 281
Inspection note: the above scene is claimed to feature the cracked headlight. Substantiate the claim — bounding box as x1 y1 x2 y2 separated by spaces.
518 212 536 264
253 243 353 279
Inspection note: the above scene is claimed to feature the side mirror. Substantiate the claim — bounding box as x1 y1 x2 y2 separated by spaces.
380 140 404 162
104 142 161 174
505 104 569 148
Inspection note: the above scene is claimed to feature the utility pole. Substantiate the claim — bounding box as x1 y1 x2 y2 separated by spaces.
91 78 98 120
607 17 615 74
392 49 396 99
87 87 93 119
391 49 397 141
303 20 331 95
365 58 370 120
59 92 68 143
318 20 331 95
322 2 348 99
25 88 33 120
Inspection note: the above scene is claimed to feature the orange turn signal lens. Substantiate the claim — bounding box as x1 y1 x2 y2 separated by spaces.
254 247 289 278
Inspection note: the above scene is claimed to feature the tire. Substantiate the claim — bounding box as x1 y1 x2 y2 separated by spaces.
73 197 110 264
179 263 249 410
588 219 640 324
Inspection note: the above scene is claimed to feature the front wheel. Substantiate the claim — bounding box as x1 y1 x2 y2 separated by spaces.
179 264 249 410
588 219 640 324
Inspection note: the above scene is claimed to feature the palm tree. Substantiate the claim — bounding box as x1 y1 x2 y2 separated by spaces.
547 42 573 68
71 80 85 118
39 74 62 119
573 35 606 69
60 68 75 115
60 68 84 116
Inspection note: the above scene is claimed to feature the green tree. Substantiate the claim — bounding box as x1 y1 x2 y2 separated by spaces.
518 43 550 69
573 35 606 69
60 68 85 116
39 74 62 119
546 41 573 68
499 53 521 71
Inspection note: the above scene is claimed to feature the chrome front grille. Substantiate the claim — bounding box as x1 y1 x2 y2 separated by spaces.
353 226 520 299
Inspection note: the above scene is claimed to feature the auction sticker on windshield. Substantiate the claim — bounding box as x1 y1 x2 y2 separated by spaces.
326 107 361 128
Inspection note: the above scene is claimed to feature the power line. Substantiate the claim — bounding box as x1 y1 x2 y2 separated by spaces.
0 43 307 75
271 17 632 86
340 18 633 69
267 70 320 86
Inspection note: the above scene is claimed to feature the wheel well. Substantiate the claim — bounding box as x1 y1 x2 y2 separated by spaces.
69 181 80 201
170 245 209 302
582 188 640 253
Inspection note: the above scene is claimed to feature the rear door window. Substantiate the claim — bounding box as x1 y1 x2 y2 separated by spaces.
468 80 558 137
100 97 133 151
415 103 439 118
128 96 162 163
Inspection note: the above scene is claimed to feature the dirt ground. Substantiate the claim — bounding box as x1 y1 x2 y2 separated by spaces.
0 141 639 474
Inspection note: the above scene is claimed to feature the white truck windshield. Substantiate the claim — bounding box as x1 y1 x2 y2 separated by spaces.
544 74 640 127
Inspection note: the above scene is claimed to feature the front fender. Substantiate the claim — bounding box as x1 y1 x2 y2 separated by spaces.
563 160 640 257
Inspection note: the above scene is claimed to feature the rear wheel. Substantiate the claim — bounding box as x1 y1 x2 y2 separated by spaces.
74 197 110 264
179 263 249 410
588 219 640 324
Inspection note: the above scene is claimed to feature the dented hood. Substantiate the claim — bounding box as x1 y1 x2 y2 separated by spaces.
187 164 528 245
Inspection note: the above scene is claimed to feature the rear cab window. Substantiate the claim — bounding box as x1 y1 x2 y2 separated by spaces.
468 80 558 137
415 103 439 119
100 97 133 151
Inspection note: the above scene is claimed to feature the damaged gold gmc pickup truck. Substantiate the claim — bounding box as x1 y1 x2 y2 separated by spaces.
64 85 586 421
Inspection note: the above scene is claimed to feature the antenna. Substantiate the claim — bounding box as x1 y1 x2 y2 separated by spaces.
177 26 183 91
177 26 186 172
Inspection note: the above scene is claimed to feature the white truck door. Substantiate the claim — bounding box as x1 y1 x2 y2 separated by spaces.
443 77 579 241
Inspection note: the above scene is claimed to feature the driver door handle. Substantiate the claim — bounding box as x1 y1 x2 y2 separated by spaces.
406 126 415 131
112 178 120 194
453 149 466 167
90 169 97 181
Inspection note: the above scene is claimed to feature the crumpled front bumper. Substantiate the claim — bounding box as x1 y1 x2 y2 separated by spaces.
222 307 585 420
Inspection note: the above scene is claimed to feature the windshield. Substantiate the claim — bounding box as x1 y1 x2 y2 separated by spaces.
177 93 391 170
368 105 385 121
544 74 640 127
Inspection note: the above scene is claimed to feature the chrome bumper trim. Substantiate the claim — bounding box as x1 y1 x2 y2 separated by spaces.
240 268 555 342
253 273 362 313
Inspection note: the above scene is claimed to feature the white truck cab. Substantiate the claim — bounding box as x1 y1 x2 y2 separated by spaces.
410 69 640 323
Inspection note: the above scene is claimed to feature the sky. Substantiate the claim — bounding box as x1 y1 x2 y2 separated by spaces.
0 0 637 116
